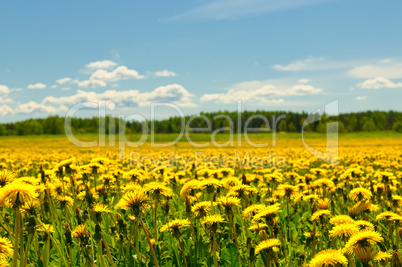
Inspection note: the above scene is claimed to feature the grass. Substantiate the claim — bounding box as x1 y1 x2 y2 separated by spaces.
0 130 400 142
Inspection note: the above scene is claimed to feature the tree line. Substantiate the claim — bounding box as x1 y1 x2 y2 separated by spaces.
1 110 402 136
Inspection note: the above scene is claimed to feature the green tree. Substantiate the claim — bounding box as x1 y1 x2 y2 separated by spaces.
362 119 376 132
278 120 287 132
393 121 402 133
288 122 297 132
0 124 5 136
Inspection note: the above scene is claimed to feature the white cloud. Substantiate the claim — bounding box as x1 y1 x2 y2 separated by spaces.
27 83 46 89
349 62 402 78
138 84 195 107
56 77 72 85
155 70 177 77
50 85 58 88
357 77 402 89
356 96 367 100
15 102 67 114
200 80 321 104
0 85 10 96
273 57 325 71
91 66 145 81
43 84 196 108
111 83 119 88
298 78 311 83
167 0 328 21
0 97 13 104
62 87 71 91
0 105 13 115
380 59 392 64
78 79 107 88
86 60 118 70
79 66 145 88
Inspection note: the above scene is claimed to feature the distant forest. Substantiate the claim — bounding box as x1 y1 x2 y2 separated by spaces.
1 110 402 136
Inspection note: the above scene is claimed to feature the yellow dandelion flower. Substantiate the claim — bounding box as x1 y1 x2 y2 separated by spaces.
92 203 111 214
343 230 383 254
310 210 331 222
253 203 281 223
354 220 375 231
216 196 241 213
21 200 40 215
144 182 173 198
0 258 8 267
277 184 297 198
309 249 348 267
180 180 200 200
0 237 13 260
72 224 90 241
349 188 372 201
0 171 15 187
115 189 152 216
0 180 37 207
123 170 146 182
318 198 330 209
374 251 391 262
349 202 379 217
56 195 74 208
191 201 213 219
313 178 335 188
329 215 355 226
376 211 398 222
255 238 281 254
228 184 258 198
199 178 221 194
38 224 55 235
160 219 191 237
202 214 225 228
248 223 268 231
243 204 266 218
329 223 359 239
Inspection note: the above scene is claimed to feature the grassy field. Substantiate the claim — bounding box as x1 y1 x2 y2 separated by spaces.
0 133 401 266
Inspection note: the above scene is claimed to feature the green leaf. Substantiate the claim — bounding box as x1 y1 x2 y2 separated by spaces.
221 243 240 267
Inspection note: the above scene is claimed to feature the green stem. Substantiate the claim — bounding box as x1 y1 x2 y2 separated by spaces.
154 198 159 243
213 236 218 267
12 208 21 267
177 237 188 267
101 236 116 267
98 240 106 267
21 234 33 267
140 218 159 267
44 238 50 267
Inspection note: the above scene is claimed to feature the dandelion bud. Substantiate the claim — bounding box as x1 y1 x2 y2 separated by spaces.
82 210 89 221
258 230 269 241
94 224 102 242
185 196 191 214
298 253 305 266
4 212 10 224
75 208 83 225
64 223 73 246
249 247 255 261
27 215 37 235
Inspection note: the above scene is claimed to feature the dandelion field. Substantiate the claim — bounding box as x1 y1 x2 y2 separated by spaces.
0 135 402 266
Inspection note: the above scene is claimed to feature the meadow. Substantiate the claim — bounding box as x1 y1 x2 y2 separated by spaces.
0 133 401 266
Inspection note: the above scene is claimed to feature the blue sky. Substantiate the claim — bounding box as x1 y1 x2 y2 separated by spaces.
0 0 401 122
